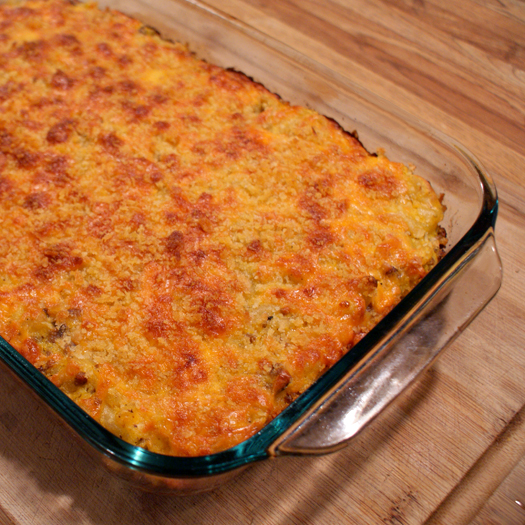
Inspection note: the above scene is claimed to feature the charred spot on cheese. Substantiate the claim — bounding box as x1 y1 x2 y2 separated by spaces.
50 69 74 90
46 118 76 144
165 230 184 258
308 229 334 249
153 120 170 132
118 79 141 95
74 371 88 386
96 42 113 57
98 132 124 152
89 66 106 79
34 243 83 281
0 0 447 457
42 157 71 187
23 191 51 209
13 148 39 169
357 168 400 198
55 33 80 48
299 193 327 222
18 39 48 61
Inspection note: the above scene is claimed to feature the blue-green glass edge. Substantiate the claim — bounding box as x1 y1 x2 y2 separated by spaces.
0 0 500 479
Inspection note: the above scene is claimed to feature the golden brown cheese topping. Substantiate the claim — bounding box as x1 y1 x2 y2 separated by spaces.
0 0 447 456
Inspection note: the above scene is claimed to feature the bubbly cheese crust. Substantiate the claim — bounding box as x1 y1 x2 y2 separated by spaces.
0 0 446 456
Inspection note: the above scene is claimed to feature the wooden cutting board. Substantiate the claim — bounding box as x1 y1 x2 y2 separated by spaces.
0 0 524 523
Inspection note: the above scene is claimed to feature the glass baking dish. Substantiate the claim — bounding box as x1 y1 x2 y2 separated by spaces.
0 0 502 494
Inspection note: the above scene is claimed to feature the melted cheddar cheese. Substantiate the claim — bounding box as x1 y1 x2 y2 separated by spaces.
0 0 446 456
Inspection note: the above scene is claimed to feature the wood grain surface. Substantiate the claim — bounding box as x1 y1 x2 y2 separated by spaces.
1 0 524 523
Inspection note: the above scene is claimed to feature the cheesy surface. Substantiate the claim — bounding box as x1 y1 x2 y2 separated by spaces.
0 0 446 456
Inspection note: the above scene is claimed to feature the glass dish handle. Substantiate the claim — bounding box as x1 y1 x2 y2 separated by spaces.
272 231 502 455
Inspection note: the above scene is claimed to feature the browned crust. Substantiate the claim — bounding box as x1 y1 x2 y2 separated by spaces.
0 0 446 456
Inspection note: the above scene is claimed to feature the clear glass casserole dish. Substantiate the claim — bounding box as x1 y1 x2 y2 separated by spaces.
0 0 502 493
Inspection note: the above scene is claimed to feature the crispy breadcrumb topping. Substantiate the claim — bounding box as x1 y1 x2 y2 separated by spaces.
0 0 446 456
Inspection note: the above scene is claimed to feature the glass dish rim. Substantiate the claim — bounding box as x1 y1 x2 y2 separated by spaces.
0 0 499 479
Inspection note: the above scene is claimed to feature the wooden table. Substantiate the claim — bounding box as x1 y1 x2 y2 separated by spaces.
1 0 524 523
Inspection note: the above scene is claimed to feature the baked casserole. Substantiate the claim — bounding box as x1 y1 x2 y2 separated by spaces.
0 0 446 456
